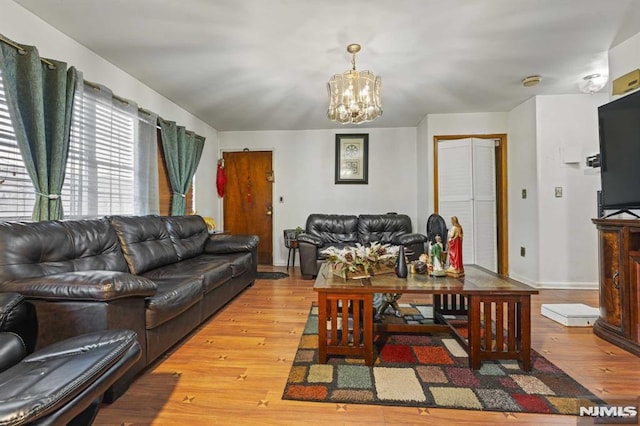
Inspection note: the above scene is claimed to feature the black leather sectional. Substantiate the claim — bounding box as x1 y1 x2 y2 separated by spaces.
297 213 427 279
0 214 258 401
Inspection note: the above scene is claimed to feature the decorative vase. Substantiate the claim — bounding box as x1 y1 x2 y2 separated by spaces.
395 245 408 278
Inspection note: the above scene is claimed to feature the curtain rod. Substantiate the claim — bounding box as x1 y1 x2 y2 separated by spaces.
84 80 132 106
1 36 202 138
0 35 56 69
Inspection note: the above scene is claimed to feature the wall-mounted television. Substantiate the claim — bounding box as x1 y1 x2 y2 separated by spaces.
598 89 640 211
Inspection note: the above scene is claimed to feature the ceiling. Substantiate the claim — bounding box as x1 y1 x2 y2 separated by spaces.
13 0 640 131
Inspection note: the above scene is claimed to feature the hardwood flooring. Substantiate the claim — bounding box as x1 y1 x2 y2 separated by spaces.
94 266 640 425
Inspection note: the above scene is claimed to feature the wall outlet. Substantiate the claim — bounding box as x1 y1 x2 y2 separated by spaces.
520 247 526 257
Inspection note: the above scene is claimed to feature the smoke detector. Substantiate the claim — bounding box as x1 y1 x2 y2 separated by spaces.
522 75 542 87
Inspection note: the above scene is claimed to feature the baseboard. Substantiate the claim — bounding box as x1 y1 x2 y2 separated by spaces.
506 272 538 288
505 273 597 290
535 281 598 290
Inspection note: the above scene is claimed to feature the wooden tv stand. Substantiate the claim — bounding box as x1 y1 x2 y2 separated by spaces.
592 218 640 356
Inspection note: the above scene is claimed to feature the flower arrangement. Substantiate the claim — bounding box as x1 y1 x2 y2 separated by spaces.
321 242 399 279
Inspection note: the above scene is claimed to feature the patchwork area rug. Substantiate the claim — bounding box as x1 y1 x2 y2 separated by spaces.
282 304 603 415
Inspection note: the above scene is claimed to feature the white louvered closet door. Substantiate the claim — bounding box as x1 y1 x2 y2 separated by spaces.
437 139 474 266
437 138 497 272
471 139 497 272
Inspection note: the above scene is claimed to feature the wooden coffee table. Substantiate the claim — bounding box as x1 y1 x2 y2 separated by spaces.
313 263 538 370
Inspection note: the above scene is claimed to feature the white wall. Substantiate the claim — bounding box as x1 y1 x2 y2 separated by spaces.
219 127 418 266
1 0 220 218
507 94 605 289
507 98 539 286
535 94 607 288
416 116 430 234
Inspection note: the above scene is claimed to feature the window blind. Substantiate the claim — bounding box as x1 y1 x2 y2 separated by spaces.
1 70 188 221
0 70 36 221
62 83 136 218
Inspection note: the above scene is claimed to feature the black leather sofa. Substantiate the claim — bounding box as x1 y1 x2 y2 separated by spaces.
0 215 258 401
0 292 140 425
297 213 427 279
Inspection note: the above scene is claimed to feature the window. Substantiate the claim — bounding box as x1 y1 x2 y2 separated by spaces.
0 72 192 221
0 70 36 221
62 83 136 218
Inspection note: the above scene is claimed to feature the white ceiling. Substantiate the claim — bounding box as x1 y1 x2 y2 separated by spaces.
13 0 640 131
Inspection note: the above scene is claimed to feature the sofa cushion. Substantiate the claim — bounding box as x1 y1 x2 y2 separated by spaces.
358 214 413 245
163 216 209 261
145 277 203 329
0 218 128 281
207 252 253 278
305 214 359 245
142 257 232 294
110 215 179 275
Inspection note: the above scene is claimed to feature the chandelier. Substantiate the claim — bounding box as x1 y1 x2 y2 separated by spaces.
327 44 382 124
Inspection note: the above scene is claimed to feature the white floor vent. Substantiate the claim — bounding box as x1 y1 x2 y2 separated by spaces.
541 303 599 327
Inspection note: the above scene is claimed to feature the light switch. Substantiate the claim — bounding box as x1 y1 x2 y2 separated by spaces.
555 187 563 198
522 189 527 199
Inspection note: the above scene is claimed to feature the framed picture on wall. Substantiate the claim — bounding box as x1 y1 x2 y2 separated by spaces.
335 134 369 184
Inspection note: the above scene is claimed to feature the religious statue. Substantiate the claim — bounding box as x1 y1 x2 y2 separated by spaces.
429 234 446 277
446 216 464 277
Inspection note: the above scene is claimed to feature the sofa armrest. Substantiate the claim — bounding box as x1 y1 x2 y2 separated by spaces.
0 293 25 330
0 329 140 425
204 234 259 254
0 271 157 302
0 332 26 374
397 233 427 246
297 233 323 247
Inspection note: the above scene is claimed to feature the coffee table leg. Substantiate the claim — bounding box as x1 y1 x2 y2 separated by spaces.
520 296 532 371
318 293 327 364
363 294 374 366
468 295 481 370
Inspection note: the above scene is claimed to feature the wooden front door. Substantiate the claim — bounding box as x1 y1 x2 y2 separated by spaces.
223 151 273 264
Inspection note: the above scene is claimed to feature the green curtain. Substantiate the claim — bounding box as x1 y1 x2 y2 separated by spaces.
0 37 77 221
158 118 205 215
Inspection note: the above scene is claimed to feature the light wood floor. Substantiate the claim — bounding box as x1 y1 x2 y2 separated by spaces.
94 266 640 426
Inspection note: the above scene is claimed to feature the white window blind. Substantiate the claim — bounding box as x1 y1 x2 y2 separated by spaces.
1 72 162 221
0 70 36 221
63 82 136 218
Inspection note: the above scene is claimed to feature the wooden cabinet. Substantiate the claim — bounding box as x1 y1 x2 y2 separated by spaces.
592 219 640 356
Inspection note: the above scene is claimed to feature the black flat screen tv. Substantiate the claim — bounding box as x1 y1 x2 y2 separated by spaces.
598 89 640 210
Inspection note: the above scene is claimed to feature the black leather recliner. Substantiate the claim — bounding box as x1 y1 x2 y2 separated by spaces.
297 213 427 279
0 292 141 425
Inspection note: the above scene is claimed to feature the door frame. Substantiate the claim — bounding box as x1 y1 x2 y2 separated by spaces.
433 134 508 276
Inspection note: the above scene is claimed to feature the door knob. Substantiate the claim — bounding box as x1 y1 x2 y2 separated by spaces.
266 205 273 216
